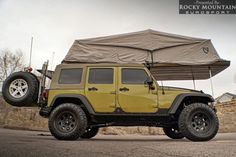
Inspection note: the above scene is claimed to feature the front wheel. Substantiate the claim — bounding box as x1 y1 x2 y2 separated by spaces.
48 103 87 140
163 126 184 139
178 103 219 141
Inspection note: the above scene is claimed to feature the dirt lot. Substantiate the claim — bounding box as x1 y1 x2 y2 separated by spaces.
0 128 236 157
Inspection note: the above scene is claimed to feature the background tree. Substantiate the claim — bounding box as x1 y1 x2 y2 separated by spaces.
0 49 25 81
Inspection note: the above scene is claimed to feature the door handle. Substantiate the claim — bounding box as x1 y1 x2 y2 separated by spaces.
119 87 129 92
88 87 98 91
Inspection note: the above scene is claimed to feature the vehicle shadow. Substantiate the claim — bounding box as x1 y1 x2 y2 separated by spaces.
81 137 190 142
35 133 220 143
35 134 188 142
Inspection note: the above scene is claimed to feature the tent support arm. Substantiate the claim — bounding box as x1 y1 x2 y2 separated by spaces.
209 67 214 97
161 81 165 95
145 51 154 69
192 77 196 90
191 70 196 90
150 51 154 67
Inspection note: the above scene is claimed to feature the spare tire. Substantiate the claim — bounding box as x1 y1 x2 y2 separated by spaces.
2 72 39 107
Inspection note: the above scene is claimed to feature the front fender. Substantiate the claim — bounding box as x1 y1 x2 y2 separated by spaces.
168 93 214 114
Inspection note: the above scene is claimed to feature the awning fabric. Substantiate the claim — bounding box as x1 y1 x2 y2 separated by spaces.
62 29 230 80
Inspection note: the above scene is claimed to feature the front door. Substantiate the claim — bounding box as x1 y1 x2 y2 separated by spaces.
117 67 158 113
85 67 116 113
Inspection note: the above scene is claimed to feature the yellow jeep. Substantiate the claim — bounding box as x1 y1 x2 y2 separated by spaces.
2 62 218 141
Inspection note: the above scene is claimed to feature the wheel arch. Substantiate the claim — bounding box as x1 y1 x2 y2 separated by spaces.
50 94 95 116
168 93 214 114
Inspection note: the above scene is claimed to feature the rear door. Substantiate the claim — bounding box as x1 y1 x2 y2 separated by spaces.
117 67 158 113
85 67 116 113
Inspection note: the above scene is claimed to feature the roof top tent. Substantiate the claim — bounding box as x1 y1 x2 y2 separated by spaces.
62 29 230 95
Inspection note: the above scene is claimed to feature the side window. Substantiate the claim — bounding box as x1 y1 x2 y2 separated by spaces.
59 68 83 84
88 68 113 84
122 68 148 84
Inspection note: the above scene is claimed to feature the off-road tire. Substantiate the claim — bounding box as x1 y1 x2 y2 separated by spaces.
163 126 184 139
2 72 39 107
178 103 219 141
48 103 87 140
81 127 99 139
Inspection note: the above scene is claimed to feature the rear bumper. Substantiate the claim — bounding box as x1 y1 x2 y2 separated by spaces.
39 106 52 118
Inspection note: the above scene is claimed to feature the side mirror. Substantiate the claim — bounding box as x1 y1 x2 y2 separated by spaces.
145 77 153 85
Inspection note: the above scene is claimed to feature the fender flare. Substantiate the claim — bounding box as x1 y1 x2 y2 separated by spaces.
50 94 95 114
168 93 214 114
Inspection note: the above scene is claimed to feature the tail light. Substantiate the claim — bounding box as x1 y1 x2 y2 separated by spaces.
43 90 49 99
27 67 33 72
24 67 33 72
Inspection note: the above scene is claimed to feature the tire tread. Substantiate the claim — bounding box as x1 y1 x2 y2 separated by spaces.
48 103 87 140
178 103 219 141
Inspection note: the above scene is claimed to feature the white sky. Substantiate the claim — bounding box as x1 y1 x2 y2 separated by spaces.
0 0 235 97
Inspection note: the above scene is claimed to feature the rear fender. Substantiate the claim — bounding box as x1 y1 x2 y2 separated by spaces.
50 94 95 114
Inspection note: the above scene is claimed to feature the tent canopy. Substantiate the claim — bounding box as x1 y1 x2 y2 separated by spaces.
63 29 230 80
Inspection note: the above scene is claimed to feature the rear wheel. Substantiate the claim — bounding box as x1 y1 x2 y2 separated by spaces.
49 103 87 140
178 103 219 141
163 126 184 139
81 127 99 139
2 72 39 107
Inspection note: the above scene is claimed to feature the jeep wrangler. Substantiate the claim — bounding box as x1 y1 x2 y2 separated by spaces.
2 62 219 141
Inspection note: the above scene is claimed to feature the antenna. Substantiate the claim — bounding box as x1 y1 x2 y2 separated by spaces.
209 67 214 97
29 37 33 67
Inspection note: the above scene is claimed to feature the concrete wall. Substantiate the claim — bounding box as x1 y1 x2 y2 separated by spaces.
0 97 236 135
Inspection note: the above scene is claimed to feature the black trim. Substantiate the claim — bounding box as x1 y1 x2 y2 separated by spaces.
91 110 169 117
168 93 214 114
89 115 175 127
50 94 96 114
100 107 169 116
